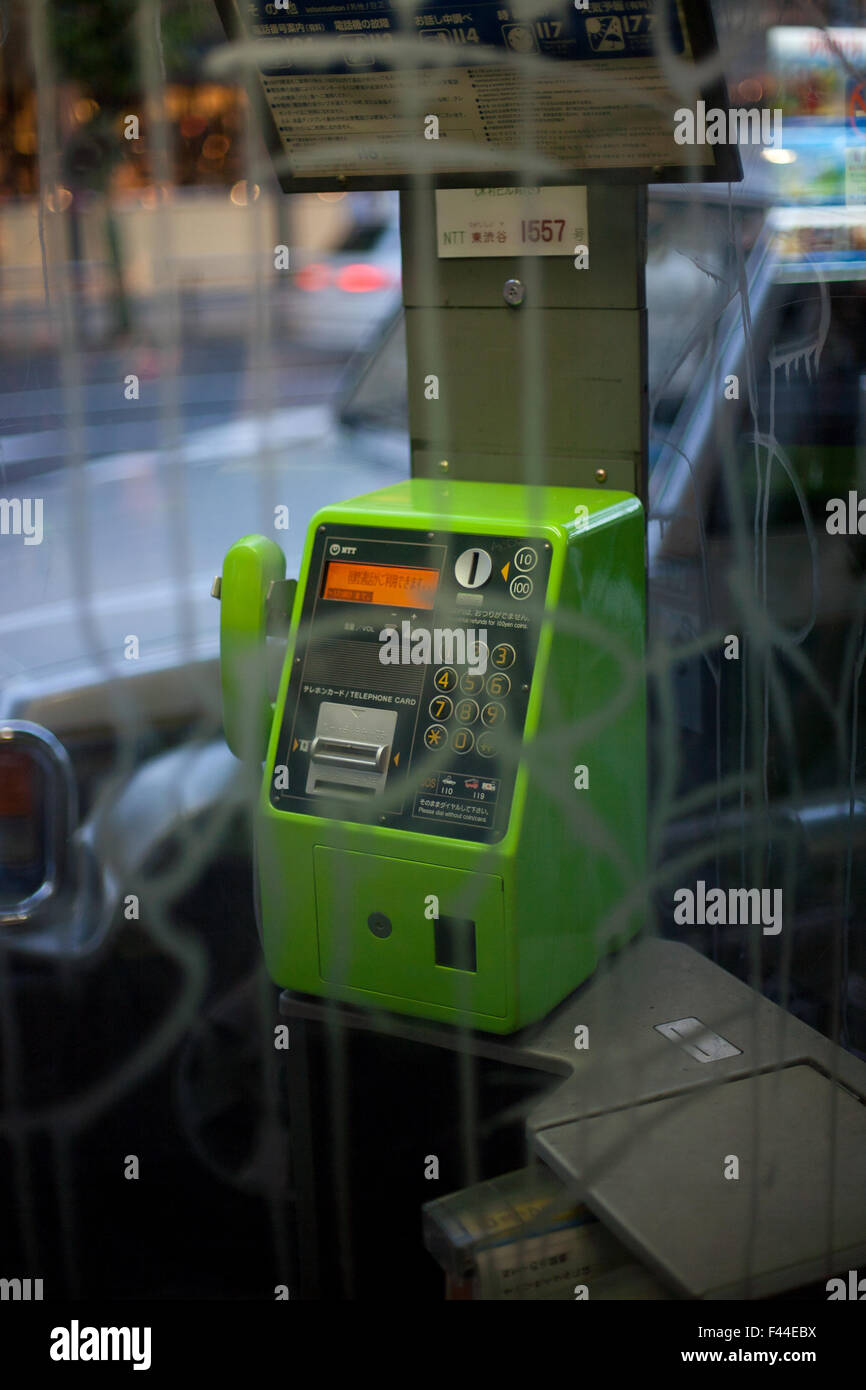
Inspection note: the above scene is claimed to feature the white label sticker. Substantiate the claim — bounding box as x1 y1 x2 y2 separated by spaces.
655 1017 742 1062
435 185 588 258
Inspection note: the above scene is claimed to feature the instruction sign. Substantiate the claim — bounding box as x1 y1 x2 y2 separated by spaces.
216 0 738 189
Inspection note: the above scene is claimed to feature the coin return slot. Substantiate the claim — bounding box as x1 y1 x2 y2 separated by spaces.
310 779 377 799
434 915 477 972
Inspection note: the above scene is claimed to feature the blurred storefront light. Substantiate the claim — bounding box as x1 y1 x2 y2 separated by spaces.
230 180 260 205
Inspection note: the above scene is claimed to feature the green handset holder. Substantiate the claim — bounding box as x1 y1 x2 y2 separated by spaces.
217 481 646 1035
218 534 289 763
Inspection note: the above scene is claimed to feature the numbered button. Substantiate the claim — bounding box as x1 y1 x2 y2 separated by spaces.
490 643 516 670
451 727 475 754
424 724 448 750
428 695 453 722
486 672 511 698
455 698 479 725
460 671 484 695
481 702 506 728
514 546 537 572
477 733 497 758
509 575 533 601
433 666 457 693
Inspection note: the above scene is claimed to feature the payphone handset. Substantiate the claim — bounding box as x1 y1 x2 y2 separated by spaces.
220 479 645 1034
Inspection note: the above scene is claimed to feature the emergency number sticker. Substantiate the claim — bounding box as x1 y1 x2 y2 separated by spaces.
435 185 588 257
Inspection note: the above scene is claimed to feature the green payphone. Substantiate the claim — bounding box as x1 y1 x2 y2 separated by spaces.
219 479 645 1033
211 0 735 1032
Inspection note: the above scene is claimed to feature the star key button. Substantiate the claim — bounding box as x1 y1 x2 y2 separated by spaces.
424 724 448 750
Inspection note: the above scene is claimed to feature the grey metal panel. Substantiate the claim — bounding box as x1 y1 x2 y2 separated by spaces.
525 937 866 1133
280 937 866 1298
410 449 639 490
405 306 644 457
400 185 648 496
400 186 646 311
534 1066 866 1300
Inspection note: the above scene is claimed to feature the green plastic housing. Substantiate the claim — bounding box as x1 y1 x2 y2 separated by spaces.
254 479 646 1034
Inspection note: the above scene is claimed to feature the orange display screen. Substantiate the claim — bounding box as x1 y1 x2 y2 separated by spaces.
322 561 439 609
